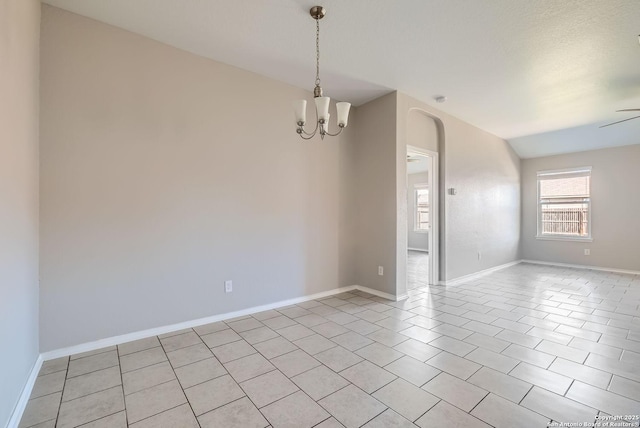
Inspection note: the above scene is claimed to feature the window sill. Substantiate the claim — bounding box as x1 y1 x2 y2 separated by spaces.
535 235 593 242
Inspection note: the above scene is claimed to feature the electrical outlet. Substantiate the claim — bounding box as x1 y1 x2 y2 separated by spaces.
224 280 233 293
584 249 590 256
378 266 384 276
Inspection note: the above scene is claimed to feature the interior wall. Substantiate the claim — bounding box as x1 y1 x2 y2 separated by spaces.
407 172 429 251
338 117 359 287
39 5 356 351
396 100 444 290
407 110 439 152
521 144 640 271
397 92 521 282
351 93 398 296
0 0 41 425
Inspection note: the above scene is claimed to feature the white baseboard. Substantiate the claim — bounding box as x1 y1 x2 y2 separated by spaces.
6 355 43 428
352 285 406 302
40 282 409 363
11 282 404 426
521 259 640 276
9 282 405 427
41 285 362 361
440 260 523 286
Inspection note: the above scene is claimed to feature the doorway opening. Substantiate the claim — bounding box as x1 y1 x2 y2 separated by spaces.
406 148 439 289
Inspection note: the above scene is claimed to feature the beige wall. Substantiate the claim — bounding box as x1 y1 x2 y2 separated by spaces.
397 93 521 282
347 91 521 295
408 172 429 251
38 5 524 352
338 117 359 287
350 93 398 295
39 6 356 351
0 0 40 424
407 109 439 153
521 144 640 271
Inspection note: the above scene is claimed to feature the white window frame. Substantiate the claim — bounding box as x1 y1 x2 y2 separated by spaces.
414 183 429 233
536 166 593 242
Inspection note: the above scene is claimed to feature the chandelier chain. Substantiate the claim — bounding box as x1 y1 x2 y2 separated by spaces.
315 18 321 87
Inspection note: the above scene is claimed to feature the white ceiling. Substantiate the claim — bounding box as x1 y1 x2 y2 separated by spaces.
43 0 640 158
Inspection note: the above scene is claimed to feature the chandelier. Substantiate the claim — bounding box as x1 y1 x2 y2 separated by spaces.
293 6 351 140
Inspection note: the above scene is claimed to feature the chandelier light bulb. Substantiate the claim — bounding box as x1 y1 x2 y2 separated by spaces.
315 97 331 122
293 100 307 126
336 102 351 127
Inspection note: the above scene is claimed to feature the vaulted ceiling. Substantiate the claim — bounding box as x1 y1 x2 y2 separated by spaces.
43 0 640 158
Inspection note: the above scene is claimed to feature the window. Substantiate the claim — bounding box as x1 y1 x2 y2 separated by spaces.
414 184 429 232
537 167 592 240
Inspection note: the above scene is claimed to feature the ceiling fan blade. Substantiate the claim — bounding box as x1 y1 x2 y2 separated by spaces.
600 115 640 128
616 108 640 112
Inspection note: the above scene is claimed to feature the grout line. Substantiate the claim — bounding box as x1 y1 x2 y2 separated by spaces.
118 344 163 358
124 378 175 397
126 402 187 426
318 382 382 426
120 358 167 376
178 361 226 391
467 391 490 414
223 366 278 386
66 363 121 380
233 369 292 425
158 334 203 428
518 384 535 405
564 379 576 397
69 346 117 362
25 389 62 401
34 367 66 377
119 353 169 375
193 395 246 419
75 410 125 427
412 399 441 423
310 415 333 427
52 358 69 427
355 407 388 427
204 335 244 349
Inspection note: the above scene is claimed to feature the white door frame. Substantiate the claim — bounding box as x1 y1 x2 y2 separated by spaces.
407 145 439 286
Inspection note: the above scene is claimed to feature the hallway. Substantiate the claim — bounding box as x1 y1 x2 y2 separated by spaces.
408 250 429 290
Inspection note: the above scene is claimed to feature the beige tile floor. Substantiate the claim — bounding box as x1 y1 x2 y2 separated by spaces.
19 263 640 427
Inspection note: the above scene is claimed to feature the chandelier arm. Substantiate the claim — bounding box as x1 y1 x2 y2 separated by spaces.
298 131 316 140
300 106 320 136
299 123 318 136
324 126 344 137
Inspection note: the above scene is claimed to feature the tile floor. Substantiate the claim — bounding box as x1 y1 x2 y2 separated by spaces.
20 263 640 428
407 250 429 290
